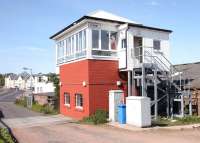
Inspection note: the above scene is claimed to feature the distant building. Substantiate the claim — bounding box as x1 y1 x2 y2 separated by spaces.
33 73 55 94
174 62 200 115
5 72 55 94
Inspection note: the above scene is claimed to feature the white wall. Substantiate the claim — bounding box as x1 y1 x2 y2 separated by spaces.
126 27 171 71
33 82 55 94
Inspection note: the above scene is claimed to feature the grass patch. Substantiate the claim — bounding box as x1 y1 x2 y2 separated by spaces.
15 98 58 115
80 109 108 125
152 116 200 127
0 128 15 143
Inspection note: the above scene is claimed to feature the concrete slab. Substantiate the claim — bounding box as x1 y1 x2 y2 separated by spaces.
2 114 73 128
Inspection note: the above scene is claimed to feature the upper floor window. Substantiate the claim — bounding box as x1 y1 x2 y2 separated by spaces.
38 77 42 82
101 30 109 50
110 32 117 50
56 29 87 64
92 29 117 57
57 41 64 58
92 30 99 49
153 40 161 50
121 39 127 49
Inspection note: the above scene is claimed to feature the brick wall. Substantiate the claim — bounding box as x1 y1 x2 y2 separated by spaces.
60 59 128 119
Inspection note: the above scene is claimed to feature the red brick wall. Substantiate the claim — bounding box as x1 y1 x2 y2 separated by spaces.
60 59 127 119
60 60 90 119
88 60 127 114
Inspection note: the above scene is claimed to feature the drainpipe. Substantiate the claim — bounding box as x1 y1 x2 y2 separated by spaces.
125 24 132 97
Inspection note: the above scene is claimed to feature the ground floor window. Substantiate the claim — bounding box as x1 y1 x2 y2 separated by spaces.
75 93 83 109
64 92 70 106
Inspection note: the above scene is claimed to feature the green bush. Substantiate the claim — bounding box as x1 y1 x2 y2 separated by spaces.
15 98 58 115
176 116 200 124
152 116 200 127
82 109 108 125
0 128 14 143
15 97 27 107
40 104 57 114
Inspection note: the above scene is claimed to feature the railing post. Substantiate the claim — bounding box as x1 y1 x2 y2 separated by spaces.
141 63 146 97
188 81 192 116
128 70 132 97
154 69 158 120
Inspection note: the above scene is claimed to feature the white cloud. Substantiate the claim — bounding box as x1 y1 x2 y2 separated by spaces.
147 1 160 6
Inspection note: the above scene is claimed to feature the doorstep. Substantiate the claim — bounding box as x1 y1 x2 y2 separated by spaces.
108 122 200 131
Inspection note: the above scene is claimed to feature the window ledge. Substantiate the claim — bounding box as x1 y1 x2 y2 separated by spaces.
75 106 83 111
64 104 70 108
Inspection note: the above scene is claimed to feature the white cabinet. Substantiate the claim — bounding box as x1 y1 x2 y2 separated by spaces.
126 96 151 127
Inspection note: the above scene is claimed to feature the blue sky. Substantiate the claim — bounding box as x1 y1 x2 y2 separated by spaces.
0 0 200 74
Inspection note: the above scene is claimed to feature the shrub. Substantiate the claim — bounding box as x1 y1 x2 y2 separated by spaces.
40 104 57 114
15 97 27 107
176 116 200 124
0 128 14 143
82 109 108 125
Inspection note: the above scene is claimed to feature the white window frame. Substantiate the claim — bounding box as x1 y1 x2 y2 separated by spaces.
91 28 118 58
75 93 83 109
64 92 70 107
91 29 117 51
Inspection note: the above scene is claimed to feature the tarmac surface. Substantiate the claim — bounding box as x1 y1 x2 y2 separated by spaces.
0 88 42 119
1 88 200 143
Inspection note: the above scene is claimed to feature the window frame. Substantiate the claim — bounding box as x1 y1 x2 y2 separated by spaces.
64 92 70 107
75 93 83 109
91 29 118 57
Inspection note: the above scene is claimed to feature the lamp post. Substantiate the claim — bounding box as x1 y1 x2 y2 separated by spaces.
23 67 33 108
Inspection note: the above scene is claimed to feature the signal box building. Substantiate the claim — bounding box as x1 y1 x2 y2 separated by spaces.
50 10 173 119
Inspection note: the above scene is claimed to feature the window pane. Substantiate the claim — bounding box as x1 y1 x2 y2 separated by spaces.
83 30 86 49
72 36 74 54
101 30 109 50
76 34 79 52
64 93 70 105
69 38 71 55
75 94 83 107
110 32 117 50
79 31 82 52
92 30 99 49
121 39 127 49
153 40 160 50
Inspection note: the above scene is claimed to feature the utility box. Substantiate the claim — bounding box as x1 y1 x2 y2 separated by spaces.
126 96 151 127
109 90 124 122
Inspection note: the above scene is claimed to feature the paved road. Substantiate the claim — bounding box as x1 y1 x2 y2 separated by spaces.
0 88 42 118
12 122 200 143
1 88 200 143
0 88 22 102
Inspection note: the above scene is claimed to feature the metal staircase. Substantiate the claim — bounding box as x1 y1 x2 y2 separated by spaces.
132 46 192 119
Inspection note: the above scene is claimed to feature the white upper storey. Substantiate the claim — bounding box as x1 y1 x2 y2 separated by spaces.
50 10 172 71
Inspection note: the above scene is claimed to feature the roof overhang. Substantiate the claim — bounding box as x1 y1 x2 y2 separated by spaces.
50 16 172 40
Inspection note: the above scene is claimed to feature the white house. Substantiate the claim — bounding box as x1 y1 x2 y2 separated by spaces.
33 73 55 94
5 72 55 94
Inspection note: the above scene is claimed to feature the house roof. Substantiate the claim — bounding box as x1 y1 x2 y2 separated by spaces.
50 10 172 39
19 72 31 80
9 74 18 80
87 10 139 24
173 62 200 89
